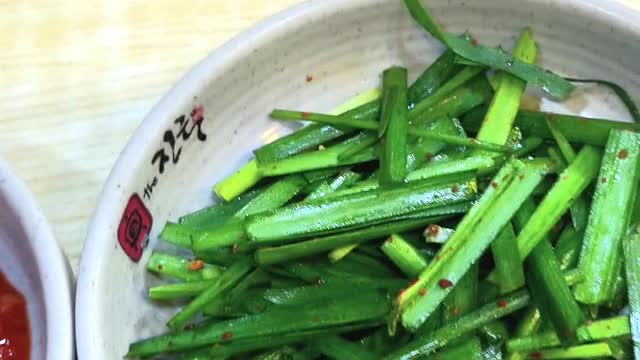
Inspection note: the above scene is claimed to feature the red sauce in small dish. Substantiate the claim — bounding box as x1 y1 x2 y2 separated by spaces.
0 272 30 360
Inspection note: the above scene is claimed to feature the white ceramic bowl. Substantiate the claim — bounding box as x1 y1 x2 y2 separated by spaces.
0 159 74 360
76 0 640 358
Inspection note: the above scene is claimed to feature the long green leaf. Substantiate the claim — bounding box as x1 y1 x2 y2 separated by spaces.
623 225 640 358
403 0 574 99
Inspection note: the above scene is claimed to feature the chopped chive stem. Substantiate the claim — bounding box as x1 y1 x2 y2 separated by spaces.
410 66 486 119
463 106 640 147
574 129 640 304
304 170 361 202
166 258 253 332
515 146 603 259
441 263 479 324
507 307 543 360
408 49 462 107
379 66 410 185
384 290 531 359
159 222 196 248
422 337 483 360
213 159 262 202
554 225 584 271
146 252 223 282
506 315 631 352
514 198 586 344
490 223 525 294
178 188 262 228
254 214 456 265
328 244 359 263
475 28 537 147
545 121 589 231
310 335 379 360
246 177 477 243
257 132 378 176
532 343 612 359
381 234 429 277
149 280 215 301
622 225 640 358
130 292 387 357
546 118 577 162
270 110 508 153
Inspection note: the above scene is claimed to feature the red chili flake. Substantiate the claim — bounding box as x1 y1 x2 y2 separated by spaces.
398 288 407 297
438 279 453 289
191 105 204 124
232 243 239 254
419 288 427 296
188 260 205 271
302 112 311 119
425 153 433 162
618 149 629 159
519 173 525 180
491 181 498 189
306 74 313 82
451 306 460 317
497 299 508 308
222 331 233 341
427 225 440 237
315 277 325 285
529 351 543 359
601 177 607 183
451 185 460 193
471 37 478 46
409 278 419 286
157 264 164 271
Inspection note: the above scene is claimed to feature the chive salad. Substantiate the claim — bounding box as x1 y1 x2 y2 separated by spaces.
127 1 640 359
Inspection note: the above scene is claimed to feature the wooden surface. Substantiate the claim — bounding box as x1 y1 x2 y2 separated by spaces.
1 0 638 276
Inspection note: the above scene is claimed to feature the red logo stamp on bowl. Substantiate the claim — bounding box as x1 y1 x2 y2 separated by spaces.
117 194 153 262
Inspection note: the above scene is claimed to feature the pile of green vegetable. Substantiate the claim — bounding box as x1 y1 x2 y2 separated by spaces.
126 1 640 359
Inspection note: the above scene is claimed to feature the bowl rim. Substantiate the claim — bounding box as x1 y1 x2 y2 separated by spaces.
75 0 640 358
0 158 74 360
